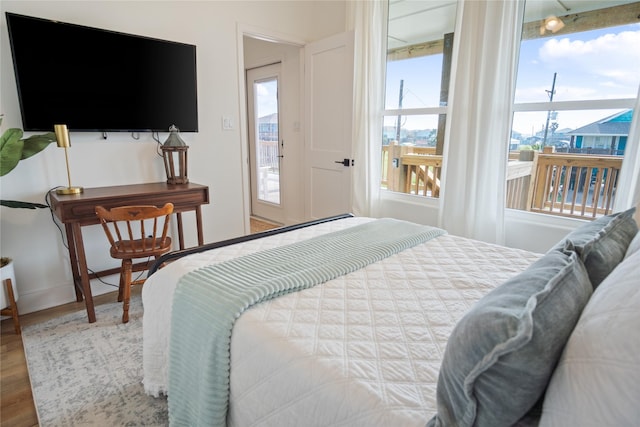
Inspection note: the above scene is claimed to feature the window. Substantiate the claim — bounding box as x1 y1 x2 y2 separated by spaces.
507 1 639 219
381 0 638 217
381 1 457 198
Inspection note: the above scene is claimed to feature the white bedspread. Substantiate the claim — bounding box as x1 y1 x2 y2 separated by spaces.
142 217 540 426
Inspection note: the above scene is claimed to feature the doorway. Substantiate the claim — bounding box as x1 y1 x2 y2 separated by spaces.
239 30 354 230
246 63 284 223
242 34 303 227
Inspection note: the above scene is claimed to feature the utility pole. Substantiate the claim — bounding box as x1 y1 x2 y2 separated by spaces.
542 72 557 147
395 79 403 143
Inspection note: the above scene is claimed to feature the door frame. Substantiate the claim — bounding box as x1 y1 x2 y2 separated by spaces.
236 24 306 234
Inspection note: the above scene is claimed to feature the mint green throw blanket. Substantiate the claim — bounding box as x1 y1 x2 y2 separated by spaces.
168 218 446 426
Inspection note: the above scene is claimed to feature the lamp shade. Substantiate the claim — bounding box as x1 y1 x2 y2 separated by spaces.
54 124 71 148
161 125 189 185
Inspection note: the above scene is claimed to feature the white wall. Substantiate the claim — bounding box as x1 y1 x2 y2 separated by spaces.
376 193 595 255
0 1 346 315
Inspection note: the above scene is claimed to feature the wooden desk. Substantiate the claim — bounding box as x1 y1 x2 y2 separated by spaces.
49 182 209 323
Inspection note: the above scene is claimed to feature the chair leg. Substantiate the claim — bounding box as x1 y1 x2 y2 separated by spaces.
1 278 21 335
117 268 125 302
121 259 133 323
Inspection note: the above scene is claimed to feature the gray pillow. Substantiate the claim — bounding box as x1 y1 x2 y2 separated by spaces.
553 207 637 288
428 244 592 427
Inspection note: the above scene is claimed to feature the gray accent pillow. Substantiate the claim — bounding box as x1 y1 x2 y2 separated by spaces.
428 245 592 427
552 207 637 288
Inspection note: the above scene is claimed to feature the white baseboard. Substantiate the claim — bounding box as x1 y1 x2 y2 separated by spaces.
13 278 120 317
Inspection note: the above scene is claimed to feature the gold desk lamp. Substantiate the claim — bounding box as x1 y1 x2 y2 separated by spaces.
54 124 83 195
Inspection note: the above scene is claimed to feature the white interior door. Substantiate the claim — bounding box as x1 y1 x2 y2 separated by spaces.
304 32 355 219
247 63 285 223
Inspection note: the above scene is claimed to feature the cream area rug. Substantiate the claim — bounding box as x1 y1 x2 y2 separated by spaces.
21 294 168 426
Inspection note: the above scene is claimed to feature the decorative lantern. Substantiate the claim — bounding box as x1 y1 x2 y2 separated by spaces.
161 125 189 185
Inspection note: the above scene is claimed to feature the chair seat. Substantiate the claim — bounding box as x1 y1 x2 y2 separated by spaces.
110 236 173 259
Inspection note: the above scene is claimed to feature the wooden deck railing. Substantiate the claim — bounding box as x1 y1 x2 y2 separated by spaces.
383 145 441 197
528 152 622 218
506 156 534 211
381 144 622 220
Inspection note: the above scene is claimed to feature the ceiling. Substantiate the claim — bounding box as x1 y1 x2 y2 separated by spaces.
387 0 637 50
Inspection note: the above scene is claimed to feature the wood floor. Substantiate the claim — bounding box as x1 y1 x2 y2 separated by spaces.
249 215 282 233
0 217 279 427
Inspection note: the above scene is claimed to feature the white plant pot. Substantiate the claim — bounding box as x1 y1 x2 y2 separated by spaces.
0 259 18 309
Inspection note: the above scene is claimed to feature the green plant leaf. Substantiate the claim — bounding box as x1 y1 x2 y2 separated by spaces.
0 127 22 149
21 132 56 160
0 199 48 209
0 123 58 207
0 130 25 177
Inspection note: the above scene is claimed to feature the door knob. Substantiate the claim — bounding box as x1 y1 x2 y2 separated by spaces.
335 158 350 167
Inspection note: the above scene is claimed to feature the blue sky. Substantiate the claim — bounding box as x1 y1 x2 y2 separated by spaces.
515 25 640 103
255 80 278 119
385 23 640 135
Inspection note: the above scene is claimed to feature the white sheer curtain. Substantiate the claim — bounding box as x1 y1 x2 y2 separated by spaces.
437 0 525 244
613 85 640 210
347 0 386 217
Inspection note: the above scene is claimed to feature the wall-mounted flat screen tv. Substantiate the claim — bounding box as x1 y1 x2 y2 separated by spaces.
6 12 198 132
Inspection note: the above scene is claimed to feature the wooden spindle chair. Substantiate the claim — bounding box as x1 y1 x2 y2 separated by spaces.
95 203 173 323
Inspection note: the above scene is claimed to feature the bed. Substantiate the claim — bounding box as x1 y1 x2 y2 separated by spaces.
141 208 640 427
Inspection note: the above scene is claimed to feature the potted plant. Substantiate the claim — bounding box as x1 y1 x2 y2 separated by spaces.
1 115 57 307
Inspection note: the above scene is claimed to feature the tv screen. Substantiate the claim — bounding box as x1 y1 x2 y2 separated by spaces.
5 12 198 132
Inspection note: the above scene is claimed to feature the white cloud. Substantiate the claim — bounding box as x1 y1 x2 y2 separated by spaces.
538 30 640 87
256 84 270 97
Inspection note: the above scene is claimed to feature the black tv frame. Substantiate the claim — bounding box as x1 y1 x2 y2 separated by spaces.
5 12 199 133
